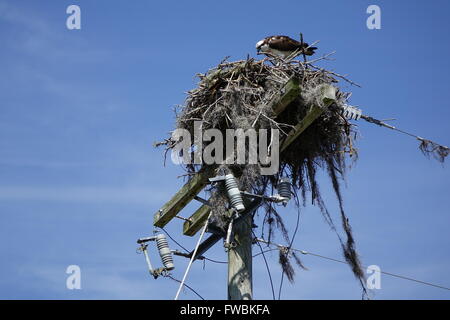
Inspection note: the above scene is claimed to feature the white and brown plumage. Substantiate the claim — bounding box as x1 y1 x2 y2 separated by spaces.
256 35 317 59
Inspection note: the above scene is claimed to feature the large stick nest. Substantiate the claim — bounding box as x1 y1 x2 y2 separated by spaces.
157 55 367 294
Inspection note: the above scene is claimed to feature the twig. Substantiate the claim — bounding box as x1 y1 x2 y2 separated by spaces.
304 51 336 65
310 64 362 87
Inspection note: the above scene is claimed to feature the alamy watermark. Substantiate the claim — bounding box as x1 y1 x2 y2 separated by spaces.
366 264 381 290
66 265 81 290
66 5 81 30
171 121 280 175
367 5 381 30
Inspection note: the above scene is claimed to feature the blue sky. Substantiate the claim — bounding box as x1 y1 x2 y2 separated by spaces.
0 0 449 300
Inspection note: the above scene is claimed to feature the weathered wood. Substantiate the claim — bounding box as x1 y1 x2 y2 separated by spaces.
271 77 300 115
153 167 213 228
228 213 253 300
281 84 336 152
183 204 211 236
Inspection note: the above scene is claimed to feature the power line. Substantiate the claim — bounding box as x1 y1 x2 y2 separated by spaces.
255 238 450 292
161 227 189 253
253 248 279 258
165 232 450 296
177 248 278 263
163 226 228 264
166 274 205 300
164 221 449 294
162 206 449 294
252 230 276 300
356 110 448 162
278 196 301 300
203 257 227 264
335 104 449 162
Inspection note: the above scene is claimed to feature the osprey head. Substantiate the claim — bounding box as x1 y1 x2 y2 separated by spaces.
255 39 267 54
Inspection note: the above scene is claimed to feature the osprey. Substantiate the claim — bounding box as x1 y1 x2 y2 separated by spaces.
256 35 317 59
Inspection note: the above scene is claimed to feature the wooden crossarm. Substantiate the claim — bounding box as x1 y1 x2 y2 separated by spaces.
153 167 214 228
280 84 336 152
182 204 211 236
270 77 300 115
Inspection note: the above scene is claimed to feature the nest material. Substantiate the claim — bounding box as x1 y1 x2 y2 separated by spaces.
157 55 366 292
419 139 449 163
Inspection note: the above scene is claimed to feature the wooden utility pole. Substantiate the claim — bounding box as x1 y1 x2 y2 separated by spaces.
226 198 262 300
228 213 253 300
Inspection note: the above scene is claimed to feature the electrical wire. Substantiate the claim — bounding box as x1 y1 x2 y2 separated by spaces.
161 227 189 253
359 114 449 160
333 103 448 161
253 248 279 258
252 230 276 300
166 274 205 300
162 190 448 295
203 257 227 264
180 250 281 264
163 226 227 264
278 194 301 300
255 238 450 292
